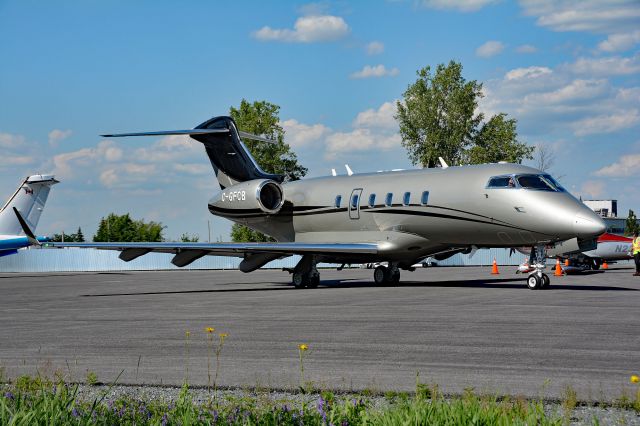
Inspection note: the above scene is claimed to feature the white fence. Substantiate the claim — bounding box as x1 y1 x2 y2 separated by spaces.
0 247 525 273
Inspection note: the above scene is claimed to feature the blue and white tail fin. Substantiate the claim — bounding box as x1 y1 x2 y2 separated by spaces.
0 175 59 236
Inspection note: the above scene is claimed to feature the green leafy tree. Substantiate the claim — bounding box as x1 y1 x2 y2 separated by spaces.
625 209 640 236
180 233 200 242
229 100 307 243
49 227 85 242
396 61 533 167
93 213 165 242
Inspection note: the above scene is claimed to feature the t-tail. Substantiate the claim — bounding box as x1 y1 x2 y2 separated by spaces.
0 175 59 236
102 116 282 189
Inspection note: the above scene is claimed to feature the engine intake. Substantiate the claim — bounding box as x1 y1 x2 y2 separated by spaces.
210 179 284 215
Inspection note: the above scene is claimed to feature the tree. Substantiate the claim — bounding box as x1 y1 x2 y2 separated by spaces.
396 61 533 167
228 100 308 243
93 213 164 242
180 232 199 242
49 227 85 242
625 210 640 236
534 143 555 172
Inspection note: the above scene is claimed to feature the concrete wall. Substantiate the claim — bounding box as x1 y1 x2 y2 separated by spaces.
0 247 526 273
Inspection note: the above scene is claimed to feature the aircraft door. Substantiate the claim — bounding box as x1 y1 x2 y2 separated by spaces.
349 188 363 219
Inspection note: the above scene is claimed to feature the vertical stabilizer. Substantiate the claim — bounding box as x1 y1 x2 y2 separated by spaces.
0 175 59 236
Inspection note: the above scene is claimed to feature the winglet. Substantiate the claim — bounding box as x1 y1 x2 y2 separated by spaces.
13 207 41 246
438 157 449 169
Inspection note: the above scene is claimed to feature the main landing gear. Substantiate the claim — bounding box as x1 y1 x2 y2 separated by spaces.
526 245 550 290
291 255 320 289
373 263 400 285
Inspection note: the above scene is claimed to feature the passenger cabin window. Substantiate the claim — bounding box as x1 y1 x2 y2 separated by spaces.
403 192 411 206
385 193 393 207
487 176 516 188
368 194 376 207
335 195 342 208
421 191 429 205
351 194 359 209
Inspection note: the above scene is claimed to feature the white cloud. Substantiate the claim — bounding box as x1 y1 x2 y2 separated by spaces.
352 101 398 129
420 0 500 12
598 30 640 52
0 132 25 148
48 129 72 146
281 119 330 148
519 0 640 34
505 66 552 80
325 129 401 157
173 163 211 176
480 54 640 138
253 15 349 43
475 40 505 58
366 41 384 55
0 155 35 166
516 44 538 53
350 64 399 79
52 140 123 178
595 153 640 177
573 109 640 136
581 180 606 197
564 54 640 76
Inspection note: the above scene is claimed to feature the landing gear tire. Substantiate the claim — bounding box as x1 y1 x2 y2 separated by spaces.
374 266 387 285
308 273 320 288
388 268 400 284
591 259 600 270
540 273 550 288
292 272 308 289
527 274 541 290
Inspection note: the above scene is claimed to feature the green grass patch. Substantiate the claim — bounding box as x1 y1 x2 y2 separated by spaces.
0 377 568 425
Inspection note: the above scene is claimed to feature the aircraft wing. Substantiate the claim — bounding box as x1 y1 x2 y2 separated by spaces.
47 241 379 268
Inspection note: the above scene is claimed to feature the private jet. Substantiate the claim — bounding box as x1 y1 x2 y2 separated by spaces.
51 115 605 289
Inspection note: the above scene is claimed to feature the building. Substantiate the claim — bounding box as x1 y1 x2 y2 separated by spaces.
583 199 617 218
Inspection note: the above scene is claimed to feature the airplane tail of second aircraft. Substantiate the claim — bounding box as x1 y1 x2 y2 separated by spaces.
0 175 59 236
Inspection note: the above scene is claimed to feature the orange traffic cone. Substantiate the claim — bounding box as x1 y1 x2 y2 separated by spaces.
491 258 499 275
602 260 609 269
564 259 570 267
554 258 563 276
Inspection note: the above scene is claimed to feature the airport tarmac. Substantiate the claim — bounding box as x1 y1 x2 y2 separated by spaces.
0 265 638 400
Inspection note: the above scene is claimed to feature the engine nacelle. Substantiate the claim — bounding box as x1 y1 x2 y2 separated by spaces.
210 179 285 215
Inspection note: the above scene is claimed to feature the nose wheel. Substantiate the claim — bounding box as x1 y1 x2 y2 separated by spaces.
527 273 550 290
526 245 551 290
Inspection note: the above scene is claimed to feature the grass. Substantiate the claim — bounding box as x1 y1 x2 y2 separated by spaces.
0 375 568 425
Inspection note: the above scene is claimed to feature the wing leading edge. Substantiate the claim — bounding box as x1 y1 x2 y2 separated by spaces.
48 241 379 268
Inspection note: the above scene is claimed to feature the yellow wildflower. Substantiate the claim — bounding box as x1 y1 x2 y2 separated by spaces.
298 344 308 351
219 333 229 338
631 375 639 384
185 331 190 337
205 327 215 333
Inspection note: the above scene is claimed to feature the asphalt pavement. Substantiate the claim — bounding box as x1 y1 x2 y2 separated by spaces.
0 264 638 401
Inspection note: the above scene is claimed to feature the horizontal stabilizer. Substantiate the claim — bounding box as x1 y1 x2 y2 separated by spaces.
238 131 277 144
101 129 230 138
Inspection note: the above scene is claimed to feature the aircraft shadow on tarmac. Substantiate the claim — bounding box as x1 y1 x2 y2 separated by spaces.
82 277 636 297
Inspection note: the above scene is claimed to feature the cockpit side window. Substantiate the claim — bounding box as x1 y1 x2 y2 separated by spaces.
517 174 557 191
487 176 516 188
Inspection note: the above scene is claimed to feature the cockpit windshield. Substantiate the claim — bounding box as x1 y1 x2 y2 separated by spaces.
517 174 564 191
486 174 566 192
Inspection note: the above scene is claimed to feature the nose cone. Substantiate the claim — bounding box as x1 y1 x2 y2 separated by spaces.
573 212 606 239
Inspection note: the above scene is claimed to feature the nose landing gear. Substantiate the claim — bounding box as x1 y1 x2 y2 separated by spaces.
526 245 550 290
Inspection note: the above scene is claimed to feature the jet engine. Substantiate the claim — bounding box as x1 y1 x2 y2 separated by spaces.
210 179 285 215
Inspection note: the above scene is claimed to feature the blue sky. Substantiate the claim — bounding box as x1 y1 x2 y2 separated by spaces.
1 0 639 241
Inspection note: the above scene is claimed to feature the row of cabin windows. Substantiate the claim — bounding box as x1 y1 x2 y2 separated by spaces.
336 191 430 208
